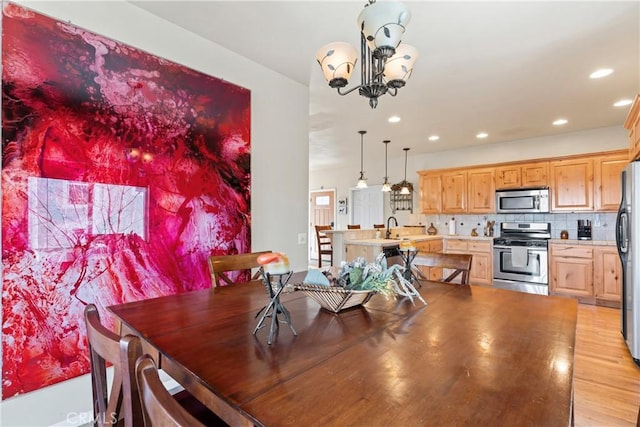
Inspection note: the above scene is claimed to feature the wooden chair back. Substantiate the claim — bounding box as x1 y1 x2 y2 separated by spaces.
347 224 361 229
208 251 271 287
315 225 333 268
136 355 205 427
373 224 385 229
414 252 473 285
84 304 144 427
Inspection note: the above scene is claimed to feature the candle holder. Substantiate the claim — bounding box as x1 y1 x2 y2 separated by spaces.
253 269 297 345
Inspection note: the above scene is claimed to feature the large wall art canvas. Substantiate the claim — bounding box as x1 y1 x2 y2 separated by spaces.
1 2 251 398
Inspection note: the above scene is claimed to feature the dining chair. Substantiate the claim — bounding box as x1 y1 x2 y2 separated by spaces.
84 304 144 427
373 224 385 229
413 252 473 285
85 305 226 427
315 225 333 268
136 355 205 427
208 251 271 287
347 224 361 229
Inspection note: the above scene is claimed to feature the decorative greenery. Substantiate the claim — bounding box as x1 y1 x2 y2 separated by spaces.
391 181 413 192
326 254 426 305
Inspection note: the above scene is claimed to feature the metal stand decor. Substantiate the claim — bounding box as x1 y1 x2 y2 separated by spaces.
253 270 297 345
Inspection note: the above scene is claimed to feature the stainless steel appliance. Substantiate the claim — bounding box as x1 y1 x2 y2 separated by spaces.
493 222 551 295
616 161 640 366
577 219 592 240
495 187 550 214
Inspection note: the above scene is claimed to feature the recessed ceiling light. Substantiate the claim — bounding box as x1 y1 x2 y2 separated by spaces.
589 68 613 79
476 132 488 139
388 116 401 123
428 135 440 142
553 119 568 126
614 99 633 107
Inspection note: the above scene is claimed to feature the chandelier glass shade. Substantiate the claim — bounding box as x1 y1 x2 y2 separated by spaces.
356 130 368 188
382 140 391 192
315 0 417 109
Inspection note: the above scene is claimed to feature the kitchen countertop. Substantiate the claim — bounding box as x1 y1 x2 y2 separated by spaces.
344 234 494 246
550 239 616 246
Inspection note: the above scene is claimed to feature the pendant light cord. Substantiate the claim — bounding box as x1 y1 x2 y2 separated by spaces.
403 147 409 182
359 130 367 177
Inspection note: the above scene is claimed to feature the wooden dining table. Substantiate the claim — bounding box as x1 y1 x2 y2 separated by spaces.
108 275 578 426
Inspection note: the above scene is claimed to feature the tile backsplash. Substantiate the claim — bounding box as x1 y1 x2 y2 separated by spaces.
419 212 617 241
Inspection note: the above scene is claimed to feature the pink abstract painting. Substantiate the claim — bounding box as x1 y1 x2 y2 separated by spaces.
1 3 251 398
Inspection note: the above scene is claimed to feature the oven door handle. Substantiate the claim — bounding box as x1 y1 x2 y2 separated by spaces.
494 245 547 254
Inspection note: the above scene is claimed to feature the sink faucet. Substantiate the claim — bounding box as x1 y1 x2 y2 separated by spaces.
386 216 398 239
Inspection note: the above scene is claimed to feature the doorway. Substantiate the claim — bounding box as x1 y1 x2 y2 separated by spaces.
309 189 335 261
349 185 383 228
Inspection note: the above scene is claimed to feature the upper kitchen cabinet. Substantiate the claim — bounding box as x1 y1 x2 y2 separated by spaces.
594 151 628 211
624 95 640 160
467 168 495 213
442 170 467 213
549 158 594 211
495 161 549 190
419 172 443 214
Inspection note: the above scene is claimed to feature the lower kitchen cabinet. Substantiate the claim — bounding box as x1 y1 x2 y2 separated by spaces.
344 244 378 263
550 243 621 307
415 239 443 281
593 246 622 307
444 238 492 286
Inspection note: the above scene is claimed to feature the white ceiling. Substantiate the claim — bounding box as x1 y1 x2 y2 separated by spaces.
130 1 639 171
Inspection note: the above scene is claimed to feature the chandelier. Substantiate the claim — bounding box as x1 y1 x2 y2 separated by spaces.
315 0 418 109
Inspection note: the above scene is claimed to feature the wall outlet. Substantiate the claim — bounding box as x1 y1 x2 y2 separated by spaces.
298 233 307 245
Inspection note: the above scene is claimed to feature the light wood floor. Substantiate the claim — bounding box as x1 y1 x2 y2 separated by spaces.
574 304 640 426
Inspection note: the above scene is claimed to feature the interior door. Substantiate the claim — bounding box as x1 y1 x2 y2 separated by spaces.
350 186 383 228
310 189 335 260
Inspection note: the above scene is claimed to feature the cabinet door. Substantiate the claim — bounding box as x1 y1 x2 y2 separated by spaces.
521 161 549 188
345 244 375 263
442 170 466 213
624 95 640 161
549 256 593 297
420 173 442 214
495 165 521 189
593 246 622 304
594 153 628 211
467 168 495 213
550 158 594 211
469 250 492 286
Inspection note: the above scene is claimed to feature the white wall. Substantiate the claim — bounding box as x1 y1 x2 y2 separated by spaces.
310 125 628 228
1 1 309 425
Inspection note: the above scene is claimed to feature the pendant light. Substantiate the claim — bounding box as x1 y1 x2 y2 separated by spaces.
356 130 368 188
400 147 411 195
381 140 391 192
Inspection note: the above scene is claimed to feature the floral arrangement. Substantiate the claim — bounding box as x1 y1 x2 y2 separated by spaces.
314 253 426 305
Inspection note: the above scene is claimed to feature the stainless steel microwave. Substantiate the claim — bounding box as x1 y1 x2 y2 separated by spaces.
495 188 550 213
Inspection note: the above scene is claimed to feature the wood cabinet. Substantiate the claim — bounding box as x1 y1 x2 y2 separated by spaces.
550 243 621 307
549 158 594 211
441 170 466 213
624 95 640 161
419 172 442 214
467 168 495 213
594 152 628 211
593 246 622 307
549 244 593 300
415 239 443 281
495 161 549 190
444 238 492 286
344 244 377 263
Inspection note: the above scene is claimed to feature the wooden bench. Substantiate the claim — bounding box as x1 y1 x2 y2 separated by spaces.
413 252 473 285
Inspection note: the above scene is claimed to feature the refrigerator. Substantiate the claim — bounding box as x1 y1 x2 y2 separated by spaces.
617 160 640 367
